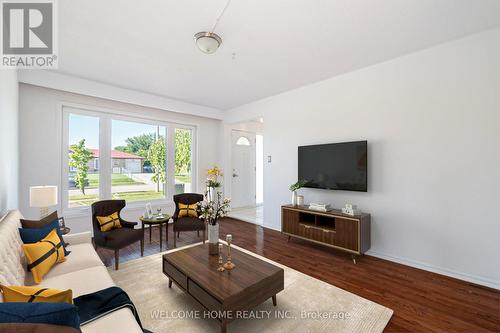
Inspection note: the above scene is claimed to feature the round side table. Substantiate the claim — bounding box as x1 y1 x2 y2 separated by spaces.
140 215 171 251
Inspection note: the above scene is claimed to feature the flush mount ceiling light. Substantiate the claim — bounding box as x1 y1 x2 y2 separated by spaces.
194 32 222 54
194 0 231 54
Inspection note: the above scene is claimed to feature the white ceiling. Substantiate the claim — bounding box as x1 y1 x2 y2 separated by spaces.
55 0 500 110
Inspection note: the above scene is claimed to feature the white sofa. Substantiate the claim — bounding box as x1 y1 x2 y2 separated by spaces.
0 210 143 333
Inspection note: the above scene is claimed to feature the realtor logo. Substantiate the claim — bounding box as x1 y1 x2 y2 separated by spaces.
1 0 58 68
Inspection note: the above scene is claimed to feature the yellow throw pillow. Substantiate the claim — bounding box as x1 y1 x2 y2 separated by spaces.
96 212 122 232
22 228 66 284
178 203 198 218
0 285 72 304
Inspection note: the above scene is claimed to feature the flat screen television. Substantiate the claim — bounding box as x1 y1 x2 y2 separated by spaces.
298 141 367 192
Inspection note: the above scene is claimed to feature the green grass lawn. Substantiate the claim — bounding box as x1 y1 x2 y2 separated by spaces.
111 191 165 201
87 173 144 188
175 174 191 183
68 193 99 207
69 191 164 207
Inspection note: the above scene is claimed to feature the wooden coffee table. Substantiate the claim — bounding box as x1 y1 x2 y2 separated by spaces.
163 243 284 333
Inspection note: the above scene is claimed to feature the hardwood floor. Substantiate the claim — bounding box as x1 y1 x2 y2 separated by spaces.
96 218 500 332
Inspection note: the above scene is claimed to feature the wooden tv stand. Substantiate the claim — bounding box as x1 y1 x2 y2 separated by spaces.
281 205 370 263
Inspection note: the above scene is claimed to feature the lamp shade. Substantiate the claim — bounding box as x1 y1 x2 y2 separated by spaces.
30 186 58 207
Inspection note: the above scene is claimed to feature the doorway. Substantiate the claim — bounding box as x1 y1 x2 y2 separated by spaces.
228 125 264 225
231 130 256 208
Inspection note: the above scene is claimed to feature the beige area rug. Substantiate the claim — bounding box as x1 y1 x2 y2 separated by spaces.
109 243 393 333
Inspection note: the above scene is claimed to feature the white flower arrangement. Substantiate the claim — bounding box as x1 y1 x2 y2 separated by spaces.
198 191 231 226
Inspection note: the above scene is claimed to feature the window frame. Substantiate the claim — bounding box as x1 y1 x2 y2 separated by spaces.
61 103 198 215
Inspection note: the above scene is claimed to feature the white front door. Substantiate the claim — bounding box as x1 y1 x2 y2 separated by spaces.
231 130 256 208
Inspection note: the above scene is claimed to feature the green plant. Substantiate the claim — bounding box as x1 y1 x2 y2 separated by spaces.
114 133 156 166
175 129 192 175
148 139 166 192
289 179 307 192
206 179 221 188
69 139 93 195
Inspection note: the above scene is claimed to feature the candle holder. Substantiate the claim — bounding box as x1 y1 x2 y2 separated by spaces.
217 243 225 272
223 234 235 270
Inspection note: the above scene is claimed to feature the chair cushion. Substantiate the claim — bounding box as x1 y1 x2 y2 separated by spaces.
0 285 72 304
19 220 71 257
20 212 58 229
178 203 198 218
22 229 66 284
174 217 205 232
96 212 122 232
102 228 143 249
0 302 80 329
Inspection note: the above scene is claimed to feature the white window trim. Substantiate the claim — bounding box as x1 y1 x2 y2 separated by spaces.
60 103 198 215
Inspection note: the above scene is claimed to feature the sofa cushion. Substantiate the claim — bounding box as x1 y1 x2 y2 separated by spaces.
0 285 72 304
0 323 80 333
20 211 59 229
38 266 114 298
0 210 27 287
19 219 71 257
0 302 80 329
39 244 103 281
22 229 66 284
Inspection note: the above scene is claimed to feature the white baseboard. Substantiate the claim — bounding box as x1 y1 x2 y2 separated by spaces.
366 250 499 290
260 222 499 290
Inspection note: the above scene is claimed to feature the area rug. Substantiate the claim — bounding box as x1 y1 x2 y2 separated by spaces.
108 243 393 333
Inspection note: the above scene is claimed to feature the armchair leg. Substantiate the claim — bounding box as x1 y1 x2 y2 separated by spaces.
114 249 119 270
173 230 176 248
177 232 180 238
197 230 200 237
203 229 205 244
140 238 144 257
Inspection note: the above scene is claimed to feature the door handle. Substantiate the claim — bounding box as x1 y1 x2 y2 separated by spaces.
232 173 238 178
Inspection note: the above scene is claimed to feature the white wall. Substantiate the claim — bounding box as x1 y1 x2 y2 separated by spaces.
18 84 221 232
0 70 19 216
227 27 500 289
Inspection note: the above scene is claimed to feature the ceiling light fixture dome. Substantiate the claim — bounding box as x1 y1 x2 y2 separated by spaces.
194 32 222 54
194 0 231 54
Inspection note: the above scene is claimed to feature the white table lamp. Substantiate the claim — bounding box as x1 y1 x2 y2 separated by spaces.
30 186 58 218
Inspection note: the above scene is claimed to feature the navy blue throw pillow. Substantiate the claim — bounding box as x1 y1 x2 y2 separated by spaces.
19 219 71 256
0 302 80 329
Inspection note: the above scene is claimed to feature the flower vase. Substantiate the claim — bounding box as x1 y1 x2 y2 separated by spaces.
291 191 298 206
207 223 219 255
207 186 213 202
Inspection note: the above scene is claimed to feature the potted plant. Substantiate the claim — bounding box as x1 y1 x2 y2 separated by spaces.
198 191 231 255
289 179 307 206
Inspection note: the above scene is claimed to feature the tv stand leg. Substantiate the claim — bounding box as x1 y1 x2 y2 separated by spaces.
351 254 357 264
